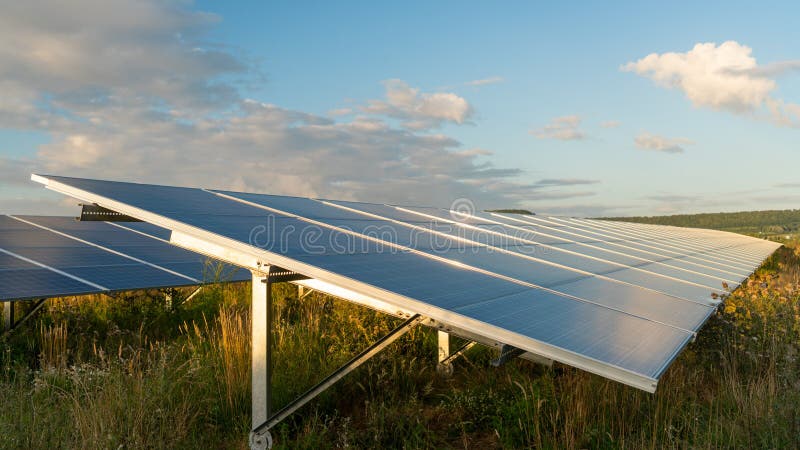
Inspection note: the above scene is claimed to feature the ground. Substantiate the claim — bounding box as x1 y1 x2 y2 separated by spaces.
1 229 798 449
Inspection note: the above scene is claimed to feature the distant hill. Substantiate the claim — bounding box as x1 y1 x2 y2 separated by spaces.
486 209 535 215
599 209 800 236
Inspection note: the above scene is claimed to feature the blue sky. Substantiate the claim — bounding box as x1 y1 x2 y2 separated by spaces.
1 1 798 216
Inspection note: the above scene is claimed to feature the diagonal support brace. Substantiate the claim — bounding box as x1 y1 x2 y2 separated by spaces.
491 344 526 367
249 307 422 449
3 299 47 337
437 330 476 376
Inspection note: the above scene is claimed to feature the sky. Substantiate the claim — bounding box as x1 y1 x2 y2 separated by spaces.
1 1 799 217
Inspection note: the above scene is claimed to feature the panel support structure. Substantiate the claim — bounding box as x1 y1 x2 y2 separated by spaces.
249 266 422 449
164 289 174 310
491 344 526 367
437 330 450 375
437 330 476 376
1 299 47 337
182 286 203 305
2 302 14 332
250 269 273 450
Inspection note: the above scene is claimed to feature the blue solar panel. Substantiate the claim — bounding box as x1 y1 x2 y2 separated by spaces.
65 264 194 291
111 221 174 241
0 267 99 301
0 215 250 301
209 191 718 330
24 216 250 278
32 175 781 389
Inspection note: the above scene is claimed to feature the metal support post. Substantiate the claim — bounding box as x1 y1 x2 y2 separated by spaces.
250 268 273 450
164 289 173 310
2 299 47 337
3 302 14 332
437 330 476 376
298 286 314 300
249 309 422 449
437 330 451 376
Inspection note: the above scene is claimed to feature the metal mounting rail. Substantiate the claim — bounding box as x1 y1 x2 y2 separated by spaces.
491 344 526 367
78 203 142 222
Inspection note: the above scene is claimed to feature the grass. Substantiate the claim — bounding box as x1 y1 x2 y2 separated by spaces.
1 242 799 449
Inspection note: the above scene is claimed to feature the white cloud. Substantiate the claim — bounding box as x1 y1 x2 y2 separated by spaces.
363 79 474 130
0 0 593 214
622 41 800 127
600 120 621 128
634 132 693 154
464 76 504 86
531 115 587 140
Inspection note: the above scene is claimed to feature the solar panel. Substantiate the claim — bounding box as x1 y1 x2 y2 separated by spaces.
31 174 782 394
0 215 249 302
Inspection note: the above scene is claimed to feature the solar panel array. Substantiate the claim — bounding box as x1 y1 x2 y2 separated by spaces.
0 215 248 302
32 174 780 391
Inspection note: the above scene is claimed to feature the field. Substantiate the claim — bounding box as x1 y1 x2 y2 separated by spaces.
602 209 800 240
1 222 799 448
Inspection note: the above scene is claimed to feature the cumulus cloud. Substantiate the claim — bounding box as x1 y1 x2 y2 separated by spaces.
600 120 622 128
464 76 505 86
363 79 474 130
531 115 587 140
634 132 693 154
0 1 246 114
0 0 590 214
622 41 800 127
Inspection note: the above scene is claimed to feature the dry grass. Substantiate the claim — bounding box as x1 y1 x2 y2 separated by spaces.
1 243 799 449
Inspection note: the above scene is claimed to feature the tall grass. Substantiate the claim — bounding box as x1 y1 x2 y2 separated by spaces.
38 321 68 370
1 243 798 448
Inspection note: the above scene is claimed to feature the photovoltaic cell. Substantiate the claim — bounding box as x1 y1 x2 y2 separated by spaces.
0 215 249 301
0 266 100 300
